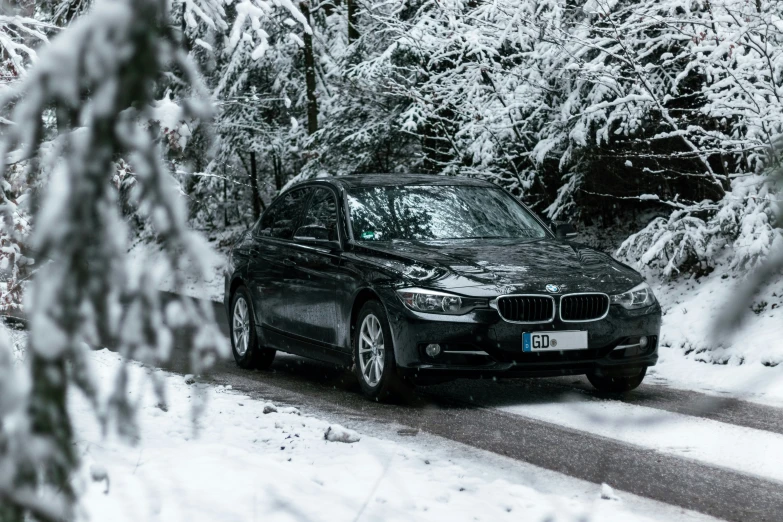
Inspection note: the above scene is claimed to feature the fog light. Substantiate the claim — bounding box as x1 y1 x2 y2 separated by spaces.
425 344 441 357
639 336 649 349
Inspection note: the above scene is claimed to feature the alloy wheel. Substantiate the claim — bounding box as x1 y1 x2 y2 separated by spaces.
233 297 250 357
358 313 385 387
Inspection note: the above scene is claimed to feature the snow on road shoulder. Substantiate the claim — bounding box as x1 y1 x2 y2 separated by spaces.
653 266 783 367
73 349 716 522
649 345 783 407
647 262 783 406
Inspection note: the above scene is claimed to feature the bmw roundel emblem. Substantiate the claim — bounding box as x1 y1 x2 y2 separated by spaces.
545 284 561 293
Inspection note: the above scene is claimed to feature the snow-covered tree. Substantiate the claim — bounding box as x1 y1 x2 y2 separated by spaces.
0 0 225 518
0 0 311 515
194 1 312 225
600 0 783 274
0 4 53 314
37 0 91 26
340 0 783 275
0 5 51 88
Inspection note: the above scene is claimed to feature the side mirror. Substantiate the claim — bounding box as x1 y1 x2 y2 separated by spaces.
554 223 578 240
294 225 341 251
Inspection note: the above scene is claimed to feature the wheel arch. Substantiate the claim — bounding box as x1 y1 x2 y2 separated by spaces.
229 275 246 300
348 285 405 359
226 275 247 317
350 288 382 341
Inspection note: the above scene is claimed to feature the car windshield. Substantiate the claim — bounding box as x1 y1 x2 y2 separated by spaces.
347 184 549 241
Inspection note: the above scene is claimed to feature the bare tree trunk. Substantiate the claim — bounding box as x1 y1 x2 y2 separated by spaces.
223 169 229 227
273 154 284 191
249 151 261 220
300 2 318 135
347 0 359 41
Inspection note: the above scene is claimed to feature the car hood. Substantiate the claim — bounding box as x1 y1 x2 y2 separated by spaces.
352 238 642 295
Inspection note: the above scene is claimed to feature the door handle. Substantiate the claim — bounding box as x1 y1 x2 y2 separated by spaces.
283 258 297 267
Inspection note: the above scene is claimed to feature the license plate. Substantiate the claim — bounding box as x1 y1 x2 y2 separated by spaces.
523 331 588 352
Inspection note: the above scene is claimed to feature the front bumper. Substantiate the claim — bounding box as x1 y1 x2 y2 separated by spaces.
381 289 661 381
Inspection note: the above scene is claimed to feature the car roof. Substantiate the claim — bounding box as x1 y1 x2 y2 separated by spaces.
309 173 497 189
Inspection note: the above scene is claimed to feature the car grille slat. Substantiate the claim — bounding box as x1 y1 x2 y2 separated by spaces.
495 295 554 323
560 294 609 321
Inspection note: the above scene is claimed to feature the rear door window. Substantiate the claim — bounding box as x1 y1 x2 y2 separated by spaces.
256 188 311 240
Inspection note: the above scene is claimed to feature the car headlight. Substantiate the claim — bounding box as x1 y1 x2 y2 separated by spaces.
396 288 463 314
610 282 656 310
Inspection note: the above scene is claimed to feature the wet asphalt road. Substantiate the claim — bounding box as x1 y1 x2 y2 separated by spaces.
142 294 783 522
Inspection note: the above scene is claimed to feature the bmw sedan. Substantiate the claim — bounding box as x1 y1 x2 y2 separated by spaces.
225 174 661 400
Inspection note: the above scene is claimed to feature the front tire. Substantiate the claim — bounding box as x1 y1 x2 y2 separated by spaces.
587 367 646 393
230 286 276 370
353 300 409 401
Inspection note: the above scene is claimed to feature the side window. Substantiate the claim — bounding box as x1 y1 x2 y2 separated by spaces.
299 188 339 241
257 188 311 240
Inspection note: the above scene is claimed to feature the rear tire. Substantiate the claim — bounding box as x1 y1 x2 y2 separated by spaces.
353 300 411 401
230 286 276 370
587 367 646 393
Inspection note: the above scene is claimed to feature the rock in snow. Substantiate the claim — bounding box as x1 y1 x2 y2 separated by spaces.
600 483 620 501
263 403 300 415
90 464 110 494
324 425 360 443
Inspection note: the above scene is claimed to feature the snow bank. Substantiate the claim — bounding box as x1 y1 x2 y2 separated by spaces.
648 345 783 406
652 262 783 367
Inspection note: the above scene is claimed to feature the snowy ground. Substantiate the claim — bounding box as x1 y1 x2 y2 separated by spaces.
652 266 783 366
641 260 783 406
68 347 719 522
648 345 783 406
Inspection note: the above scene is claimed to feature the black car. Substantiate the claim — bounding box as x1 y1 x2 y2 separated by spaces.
225 174 661 400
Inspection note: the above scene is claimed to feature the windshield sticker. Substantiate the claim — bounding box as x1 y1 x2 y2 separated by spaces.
361 231 377 240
